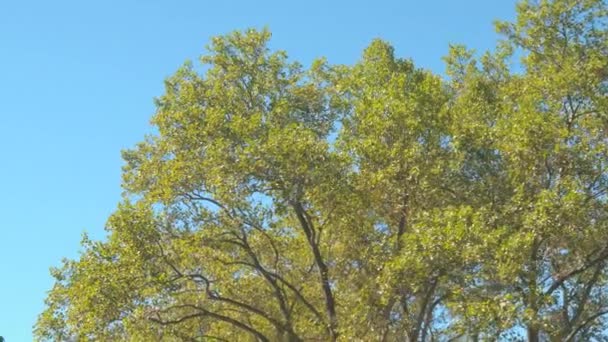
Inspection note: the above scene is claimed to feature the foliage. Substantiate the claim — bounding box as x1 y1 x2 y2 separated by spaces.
36 1 608 341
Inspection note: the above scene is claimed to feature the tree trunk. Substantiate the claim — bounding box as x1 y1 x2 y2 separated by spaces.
528 326 540 342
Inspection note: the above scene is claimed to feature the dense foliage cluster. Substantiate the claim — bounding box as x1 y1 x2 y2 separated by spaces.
36 0 608 340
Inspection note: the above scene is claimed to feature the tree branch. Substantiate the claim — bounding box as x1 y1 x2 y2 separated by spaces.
292 201 338 341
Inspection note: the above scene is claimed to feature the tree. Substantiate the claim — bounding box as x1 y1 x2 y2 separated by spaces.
35 1 608 341
445 1 608 340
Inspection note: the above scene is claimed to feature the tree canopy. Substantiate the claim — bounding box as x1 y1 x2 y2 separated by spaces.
36 0 608 341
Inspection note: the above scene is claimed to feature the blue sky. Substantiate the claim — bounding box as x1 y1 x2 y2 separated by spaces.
0 1 515 340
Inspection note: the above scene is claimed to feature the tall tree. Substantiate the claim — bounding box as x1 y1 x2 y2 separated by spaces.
36 1 608 341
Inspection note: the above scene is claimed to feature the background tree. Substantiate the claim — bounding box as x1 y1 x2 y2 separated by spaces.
443 0 608 340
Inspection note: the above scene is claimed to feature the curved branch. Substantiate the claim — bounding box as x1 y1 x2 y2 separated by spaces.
149 304 270 342
565 310 608 342
545 247 608 296
212 259 326 325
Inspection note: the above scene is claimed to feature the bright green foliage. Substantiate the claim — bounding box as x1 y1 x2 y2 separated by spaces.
36 1 608 341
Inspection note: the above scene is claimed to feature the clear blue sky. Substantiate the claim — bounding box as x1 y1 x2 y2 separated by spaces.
0 1 516 340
